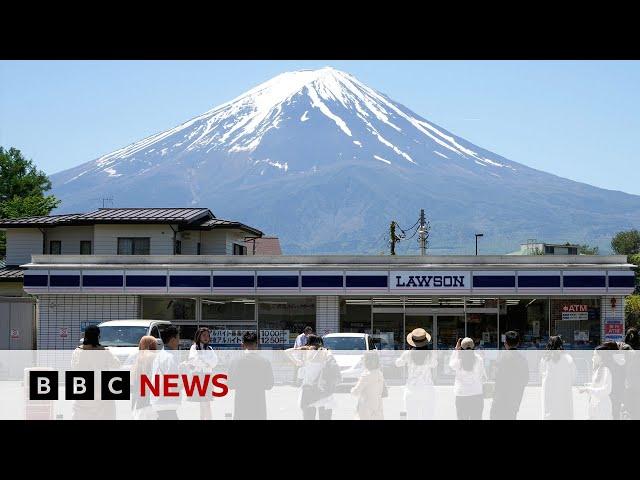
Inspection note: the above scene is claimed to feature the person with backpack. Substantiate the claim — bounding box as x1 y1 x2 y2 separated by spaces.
292 334 341 420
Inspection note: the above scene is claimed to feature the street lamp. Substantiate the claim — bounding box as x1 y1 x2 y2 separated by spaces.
475 233 484 255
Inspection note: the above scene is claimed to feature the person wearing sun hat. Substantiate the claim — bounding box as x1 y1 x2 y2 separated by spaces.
395 328 437 419
448 337 486 420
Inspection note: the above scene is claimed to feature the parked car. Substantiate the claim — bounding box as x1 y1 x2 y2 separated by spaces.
80 320 172 366
322 333 375 384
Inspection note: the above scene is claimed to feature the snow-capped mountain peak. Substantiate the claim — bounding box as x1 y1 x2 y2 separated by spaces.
78 67 514 181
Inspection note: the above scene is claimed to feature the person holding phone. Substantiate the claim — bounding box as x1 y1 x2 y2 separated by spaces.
448 337 486 420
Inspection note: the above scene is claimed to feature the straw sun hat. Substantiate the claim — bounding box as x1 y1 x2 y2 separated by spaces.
406 328 432 348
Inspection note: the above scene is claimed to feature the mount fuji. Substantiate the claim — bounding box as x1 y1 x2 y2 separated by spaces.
50 67 640 254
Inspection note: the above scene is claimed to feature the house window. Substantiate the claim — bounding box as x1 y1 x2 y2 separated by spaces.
49 241 61 255
174 240 182 255
117 237 150 255
80 241 92 255
233 243 247 255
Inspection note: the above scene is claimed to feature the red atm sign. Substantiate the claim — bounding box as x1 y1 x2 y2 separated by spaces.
562 305 588 312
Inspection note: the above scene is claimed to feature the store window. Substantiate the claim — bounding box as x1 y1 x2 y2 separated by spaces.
466 297 499 350
141 297 197 321
201 297 256 349
372 297 404 350
499 298 549 350
551 298 600 349
258 297 315 349
340 298 371 334
404 297 435 350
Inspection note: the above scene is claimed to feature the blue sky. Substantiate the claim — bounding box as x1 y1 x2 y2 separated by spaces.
1 60 639 195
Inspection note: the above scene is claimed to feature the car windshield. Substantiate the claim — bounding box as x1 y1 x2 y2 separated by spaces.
99 326 148 347
323 337 366 350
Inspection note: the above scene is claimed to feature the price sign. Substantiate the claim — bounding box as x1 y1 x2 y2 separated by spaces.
259 329 290 345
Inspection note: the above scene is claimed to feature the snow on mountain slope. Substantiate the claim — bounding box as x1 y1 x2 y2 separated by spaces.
58 67 513 185
50 67 640 254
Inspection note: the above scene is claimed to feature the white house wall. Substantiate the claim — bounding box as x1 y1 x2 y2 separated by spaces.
200 230 228 255
5 228 42 266
44 226 94 255
93 224 174 255
177 230 201 255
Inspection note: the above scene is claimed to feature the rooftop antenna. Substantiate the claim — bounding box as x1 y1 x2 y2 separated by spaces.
101 196 114 208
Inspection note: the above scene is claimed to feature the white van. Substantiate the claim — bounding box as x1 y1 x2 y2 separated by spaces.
91 320 172 365
322 333 376 384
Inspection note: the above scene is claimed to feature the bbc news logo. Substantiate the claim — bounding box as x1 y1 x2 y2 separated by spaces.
29 371 229 400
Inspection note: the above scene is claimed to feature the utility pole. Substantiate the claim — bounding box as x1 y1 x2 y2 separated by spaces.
418 209 426 256
390 221 398 255
475 233 484 255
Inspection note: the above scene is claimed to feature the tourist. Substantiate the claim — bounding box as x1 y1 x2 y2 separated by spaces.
539 336 576 420
580 345 614 420
351 351 385 420
70 325 120 420
131 335 158 420
151 326 182 420
449 337 486 420
227 331 275 420
395 328 437 419
187 327 219 420
489 330 529 420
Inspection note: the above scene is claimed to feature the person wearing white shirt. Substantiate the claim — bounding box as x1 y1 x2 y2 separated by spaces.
294 326 314 348
580 346 614 420
151 326 182 420
187 327 219 420
448 337 486 420
395 328 437 419
539 336 577 420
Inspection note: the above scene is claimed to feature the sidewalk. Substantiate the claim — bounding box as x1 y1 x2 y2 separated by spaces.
0 382 592 420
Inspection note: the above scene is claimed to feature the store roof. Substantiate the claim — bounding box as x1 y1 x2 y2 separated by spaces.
0 266 24 281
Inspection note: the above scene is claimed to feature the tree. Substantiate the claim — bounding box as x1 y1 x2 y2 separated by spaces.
578 244 599 255
0 147 60 258
611 229 640 255
626 294 640 328
629 253 640 294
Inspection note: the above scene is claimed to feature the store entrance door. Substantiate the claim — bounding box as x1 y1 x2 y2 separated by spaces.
434 314 465 350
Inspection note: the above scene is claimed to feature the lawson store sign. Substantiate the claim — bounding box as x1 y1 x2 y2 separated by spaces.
22 268 635 295
391 271 470 291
